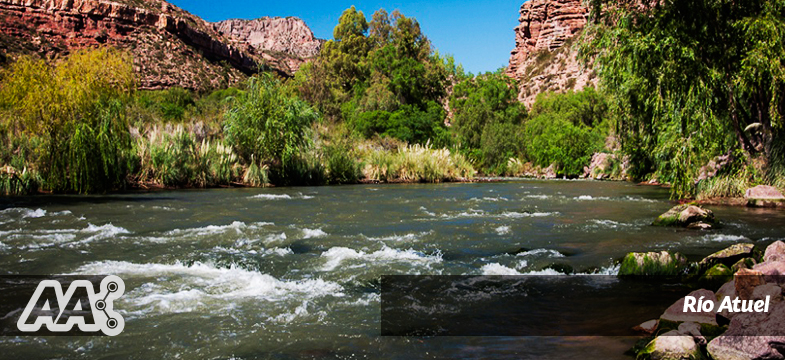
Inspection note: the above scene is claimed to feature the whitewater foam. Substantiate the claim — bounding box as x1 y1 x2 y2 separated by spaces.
515 249 565 258
495 226 511 235
250 193 314 200
320 246 442 271
500 211 557 218
301 228 327 239
166 221 273 236
75 261 344 313
481 263 523 275
0 207 47 219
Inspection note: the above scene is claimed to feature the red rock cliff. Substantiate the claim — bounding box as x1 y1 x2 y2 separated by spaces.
0 0 319 90
507 0 596 106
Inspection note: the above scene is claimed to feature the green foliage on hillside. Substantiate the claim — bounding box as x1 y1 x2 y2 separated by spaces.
294 7 451 146
586 0 785 197
524 89 609 176
449 71 527 171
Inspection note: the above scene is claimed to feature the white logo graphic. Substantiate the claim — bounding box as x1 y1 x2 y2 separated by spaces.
17 275 124 336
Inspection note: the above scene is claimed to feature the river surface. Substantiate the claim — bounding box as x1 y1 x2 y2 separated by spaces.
1 180 784 359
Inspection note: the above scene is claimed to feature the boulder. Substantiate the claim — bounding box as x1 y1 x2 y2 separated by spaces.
765 241 785 263
698 243 756 270
654 204 715 228
704 264 733 279
717 281 737 300
753 261 785 285
619 251 689 276
717 280 738 321
661 289 718 326
751 284 783 303
731 258 757 273
637 330 704 360
735 268 766 300
745 185 785 208
707 305 785 360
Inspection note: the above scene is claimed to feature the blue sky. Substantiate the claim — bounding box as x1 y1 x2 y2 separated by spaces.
167 0 524 75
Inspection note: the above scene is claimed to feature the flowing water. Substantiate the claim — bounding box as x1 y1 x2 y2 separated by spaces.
1 180 784 359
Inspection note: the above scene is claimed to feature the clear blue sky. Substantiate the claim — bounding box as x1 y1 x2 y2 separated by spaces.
167 0 524 75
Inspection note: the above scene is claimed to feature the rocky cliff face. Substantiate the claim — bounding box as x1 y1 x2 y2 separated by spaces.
0 0 319 90
507 0 596 106
213 17 322 73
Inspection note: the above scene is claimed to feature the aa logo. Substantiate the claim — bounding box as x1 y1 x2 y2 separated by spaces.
16 275 124 336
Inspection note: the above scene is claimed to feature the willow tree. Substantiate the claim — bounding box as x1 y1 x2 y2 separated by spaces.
0 48 135 193
585 0 785 196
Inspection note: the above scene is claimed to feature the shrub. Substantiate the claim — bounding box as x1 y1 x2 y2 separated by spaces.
0 48 135 193
524 113 604 177
224 74 318 179
326 143 360 184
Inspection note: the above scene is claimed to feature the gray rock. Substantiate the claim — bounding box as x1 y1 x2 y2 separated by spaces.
678 322 707 345
751 284 783 303
638 331 703 360
699 243 756 270
634 319 659 334
707 304 785 359
753 261 785 285
654 204 715 228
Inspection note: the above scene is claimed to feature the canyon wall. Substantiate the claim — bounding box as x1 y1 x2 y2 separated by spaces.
0 0 320 90
506 0 596 106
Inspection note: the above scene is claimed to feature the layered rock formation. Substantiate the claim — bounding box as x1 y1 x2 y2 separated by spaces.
213 17 322 73
0 0 319 90
506 0 596 106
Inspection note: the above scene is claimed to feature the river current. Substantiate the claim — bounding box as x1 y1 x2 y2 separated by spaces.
1 180 784 359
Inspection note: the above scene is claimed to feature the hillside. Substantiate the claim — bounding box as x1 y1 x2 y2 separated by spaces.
0 0 321 90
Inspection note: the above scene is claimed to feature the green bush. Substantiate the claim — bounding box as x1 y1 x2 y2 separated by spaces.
326 144 360 184
524 114 604 177
224 74 319 183
349 101 445 144
0 48 135 193
480 121 524 173
522 89 609 177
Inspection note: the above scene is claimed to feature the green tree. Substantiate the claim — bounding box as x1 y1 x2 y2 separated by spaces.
224 75 318 174
585 0 785 196
450 71 526 150
0 48 135 193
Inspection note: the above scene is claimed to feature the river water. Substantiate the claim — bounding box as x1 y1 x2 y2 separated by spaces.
1 180 784 359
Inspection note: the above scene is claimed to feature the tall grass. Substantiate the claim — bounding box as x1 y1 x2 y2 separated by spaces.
361 142 475 183
132 125 241 187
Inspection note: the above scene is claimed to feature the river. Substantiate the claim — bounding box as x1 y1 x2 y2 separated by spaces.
1 180 784 359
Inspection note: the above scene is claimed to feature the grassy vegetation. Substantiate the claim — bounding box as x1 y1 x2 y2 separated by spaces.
2 3 782 197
